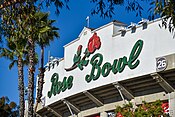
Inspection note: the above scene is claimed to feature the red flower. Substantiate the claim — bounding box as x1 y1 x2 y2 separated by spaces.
116 112 123 117
87 32 101 53
77 45 82 51
77 45 82 55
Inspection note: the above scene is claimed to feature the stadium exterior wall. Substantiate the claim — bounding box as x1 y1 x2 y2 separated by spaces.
35 18 175 117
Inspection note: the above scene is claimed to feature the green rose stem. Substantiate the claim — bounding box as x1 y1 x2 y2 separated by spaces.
65 49 90 71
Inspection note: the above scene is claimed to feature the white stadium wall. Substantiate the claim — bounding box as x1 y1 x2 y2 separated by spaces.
36 18 175 117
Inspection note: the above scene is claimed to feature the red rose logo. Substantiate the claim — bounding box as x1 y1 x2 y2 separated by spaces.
77 45 82 56
87 32 101 53
78 45 82 51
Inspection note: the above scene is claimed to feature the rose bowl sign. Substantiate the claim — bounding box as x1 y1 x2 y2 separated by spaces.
47 32 143 98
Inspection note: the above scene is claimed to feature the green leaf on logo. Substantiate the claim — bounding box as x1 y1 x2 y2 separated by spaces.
73 54 81 63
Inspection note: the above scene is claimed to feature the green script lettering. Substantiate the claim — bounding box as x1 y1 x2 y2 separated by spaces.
128 39 143 69
48 40 144 97
102 62 112 77
86 40 143 83
85 53 103 83
48 73 73 98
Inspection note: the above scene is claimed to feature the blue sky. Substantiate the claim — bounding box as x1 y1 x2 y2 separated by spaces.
0 1 151 104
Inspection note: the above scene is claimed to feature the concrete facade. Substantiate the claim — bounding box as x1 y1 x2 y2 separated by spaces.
35 18 175 117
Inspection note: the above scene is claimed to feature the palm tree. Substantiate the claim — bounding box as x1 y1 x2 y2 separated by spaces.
26 7 37 117
0 3 35 116
0 7 26 115
1 3 57 116
0 38 27 117
34 12 59 112
21 6 58 116
8 3 42 116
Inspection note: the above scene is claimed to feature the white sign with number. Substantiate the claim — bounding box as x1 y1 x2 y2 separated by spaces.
156 57 167 71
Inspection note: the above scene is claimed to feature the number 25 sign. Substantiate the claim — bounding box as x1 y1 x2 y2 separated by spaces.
156 57 167 71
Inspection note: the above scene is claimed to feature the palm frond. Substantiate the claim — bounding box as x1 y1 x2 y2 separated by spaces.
9 60 18 70
39 26 51 33
0 48 14 60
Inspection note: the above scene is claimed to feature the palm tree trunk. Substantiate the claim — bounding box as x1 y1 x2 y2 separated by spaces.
35 44 45 112
28 37 35 117
17 57 25 117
